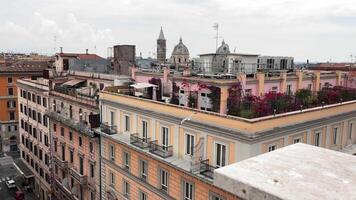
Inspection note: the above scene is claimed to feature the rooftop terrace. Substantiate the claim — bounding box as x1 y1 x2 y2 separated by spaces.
213 143 356 200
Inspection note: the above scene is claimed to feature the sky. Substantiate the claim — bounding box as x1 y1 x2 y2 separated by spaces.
0 0 356 62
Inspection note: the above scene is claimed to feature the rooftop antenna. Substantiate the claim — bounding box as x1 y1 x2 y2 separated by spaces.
53 35 57 54
213 23 221 51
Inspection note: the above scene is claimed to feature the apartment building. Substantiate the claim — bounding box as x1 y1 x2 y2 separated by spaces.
0 65 45 153
97 88 356 199
48 78 101 200
132 68 348 114
17 78 51 200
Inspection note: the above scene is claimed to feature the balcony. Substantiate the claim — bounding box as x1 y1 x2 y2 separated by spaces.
54 179 75 200
46 111 96 137
130 133 151 149
69 167 88 185
100 123 117 135
199 159 217 179
53 156 68 170
149 140 173 158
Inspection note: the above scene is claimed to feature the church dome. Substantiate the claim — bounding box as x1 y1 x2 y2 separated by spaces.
216 40 230 54
172 37 189 56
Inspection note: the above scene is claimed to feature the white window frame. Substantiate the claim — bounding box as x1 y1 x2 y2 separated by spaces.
314 131 321 147
161 126 169 151
124 114 130 132
123 179 130 197
109 145 115 161
333 127 338 145
139 159 148 181
139 191 147 200
142 120 148 141
159 168 169 193
214 141 228 168
182 180 194 200
110 171 115 185
185 133 195 156
349 123 354 139
123 151 130 171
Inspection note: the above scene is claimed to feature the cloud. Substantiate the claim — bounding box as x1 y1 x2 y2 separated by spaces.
0 0 355 61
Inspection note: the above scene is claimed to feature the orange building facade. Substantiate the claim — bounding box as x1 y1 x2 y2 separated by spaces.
1 66 45 153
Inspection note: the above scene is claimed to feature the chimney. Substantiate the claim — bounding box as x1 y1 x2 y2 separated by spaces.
60 47 63 53
86 49 89 54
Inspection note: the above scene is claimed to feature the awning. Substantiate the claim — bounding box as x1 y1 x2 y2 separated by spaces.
13 158 34 179
130 83 158 89
63 79 85 86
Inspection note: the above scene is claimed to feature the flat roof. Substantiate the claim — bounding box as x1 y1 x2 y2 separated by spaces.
213 143 356 200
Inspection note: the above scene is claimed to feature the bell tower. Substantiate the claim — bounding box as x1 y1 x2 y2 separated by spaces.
157 26 166 63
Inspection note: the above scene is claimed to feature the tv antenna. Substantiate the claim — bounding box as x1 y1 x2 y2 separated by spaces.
213 23 222 51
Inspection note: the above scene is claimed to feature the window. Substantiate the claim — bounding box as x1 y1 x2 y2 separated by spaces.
183 180 194 200
293 138 301 144
9 111 15 120
245 89 252 96
333 127 338 145
43 116 48 126
210 192 226 200
8 77 12 83
32 94 36 102
139 191 147 200
308 84 312 90
61 127 64 137
37 96 41 105
28 92 31 100
54 140 57 152
37 113 42 124
20 104 23 113
70 150 74 163
79 156 84 175
268 144 276 152
61 145 65 161
267 59 274 69
159 169 168 192
142 120 148 141
314 132 321 147
8 88 14 96
215 142 227 168
185 133 195 156
89 142 93 153
124 115 130 132
90 163 94 178
139 159 148 181
350 123 354 139
287 84 292 95
109 145 115 161
79 136 82 146
53 124 57 132
110 111 114 126
123 180 130 197
42 98 47 108
123 151 130 170
44 135 49 146
110 171 115 185
161 127 169 151
7 101 16 108
69 132 73 141
271 86 278 93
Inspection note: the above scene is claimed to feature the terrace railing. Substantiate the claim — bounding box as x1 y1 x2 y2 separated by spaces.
100 123 117 135
149 140 173 158
130 133 151 149
199 159 217 179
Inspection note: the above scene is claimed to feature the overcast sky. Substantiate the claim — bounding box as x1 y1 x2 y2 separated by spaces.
1 0 356 62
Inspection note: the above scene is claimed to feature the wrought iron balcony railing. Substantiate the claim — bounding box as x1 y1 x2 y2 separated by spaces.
130 133 151 149
199 159 217 179
149 140 173 158
100 123 117 135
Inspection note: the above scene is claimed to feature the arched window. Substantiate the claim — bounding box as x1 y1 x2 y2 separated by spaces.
178 58 181 63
